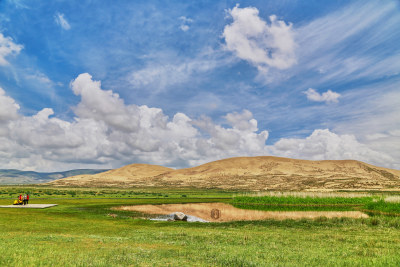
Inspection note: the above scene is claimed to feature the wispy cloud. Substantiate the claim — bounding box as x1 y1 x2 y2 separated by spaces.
0 33 23 65
294 1 400 85
179 16 193 32
128 49 231 93
54 12 71 30
248 1 400 86
129 59 216 91
24 71 54 86
8 0 29 9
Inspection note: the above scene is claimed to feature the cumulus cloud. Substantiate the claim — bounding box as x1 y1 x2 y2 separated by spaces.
54 12 71 30
223 5 296 72
269 129 394 168
179 16 193 32
304 88 340 103
71 73 141 132
0 87 20 122
0 33 23 65
193 110 269 159
331 88 400 170
0 73 270 171
0 73 396 171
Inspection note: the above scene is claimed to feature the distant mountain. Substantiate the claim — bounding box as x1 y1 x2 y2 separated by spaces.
48 164 173 187
0 169 109 184
48 156 400 191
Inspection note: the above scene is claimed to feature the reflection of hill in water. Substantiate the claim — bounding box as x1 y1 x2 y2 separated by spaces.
116 203 368 222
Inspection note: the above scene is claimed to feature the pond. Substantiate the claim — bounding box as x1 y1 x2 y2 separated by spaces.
115 203 368 222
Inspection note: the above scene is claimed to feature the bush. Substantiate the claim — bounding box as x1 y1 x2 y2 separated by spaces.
370 218 380 226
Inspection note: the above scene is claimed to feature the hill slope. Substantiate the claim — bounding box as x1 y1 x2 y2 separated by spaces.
49 164 173 187
48 156 400 190
0 169 109 184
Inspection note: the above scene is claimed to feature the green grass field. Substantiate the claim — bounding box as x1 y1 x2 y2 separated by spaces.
2 187 400 266
232 195 375 211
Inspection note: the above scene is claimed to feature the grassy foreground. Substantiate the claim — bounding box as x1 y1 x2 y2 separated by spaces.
1 188 400 266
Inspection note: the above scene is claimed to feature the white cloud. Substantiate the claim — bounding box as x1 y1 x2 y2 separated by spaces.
224 109 258 132
331 86 400 170
193 110 269 158
24 71 55 86
179 16 193 32
269 129 395 168
304 88 340 103
8 0 29 9
245 2 400 86
54 12 71 30
128 56 219 91
71 73 141 132
180 25 190 32
223 5 296 72
0 74 270 171
0 33 23 65
179 16 193 23
286 1 400 87
0 87 20 123
0 73 396 171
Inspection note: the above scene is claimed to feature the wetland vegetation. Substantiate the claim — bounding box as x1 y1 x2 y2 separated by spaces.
2 187 400 266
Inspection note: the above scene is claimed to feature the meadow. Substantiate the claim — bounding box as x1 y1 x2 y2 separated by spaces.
232 195 374 211
1 187 400 266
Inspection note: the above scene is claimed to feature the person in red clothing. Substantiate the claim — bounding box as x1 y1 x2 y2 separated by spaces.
26 194 29 205
18 194 22 202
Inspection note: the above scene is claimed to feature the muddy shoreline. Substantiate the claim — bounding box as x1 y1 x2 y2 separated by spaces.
114 203 368 222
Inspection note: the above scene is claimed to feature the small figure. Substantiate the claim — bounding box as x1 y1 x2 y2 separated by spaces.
23 194 27 205
13 197 23 205
26 193 29 205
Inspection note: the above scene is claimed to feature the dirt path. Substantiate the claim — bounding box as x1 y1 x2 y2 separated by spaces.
115 203 368 222
0 204 58 209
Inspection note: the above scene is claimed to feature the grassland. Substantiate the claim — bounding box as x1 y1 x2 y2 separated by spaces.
231 192 400 215
232 195 374 211
2 187 400 266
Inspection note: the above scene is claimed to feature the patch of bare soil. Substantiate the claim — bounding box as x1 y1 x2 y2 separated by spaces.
114 203 368 222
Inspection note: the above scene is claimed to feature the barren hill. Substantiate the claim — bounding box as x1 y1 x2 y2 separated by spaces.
49 164 172 187
48 156 400 190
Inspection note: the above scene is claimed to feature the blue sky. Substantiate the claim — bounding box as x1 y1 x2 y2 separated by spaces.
0 0 399 171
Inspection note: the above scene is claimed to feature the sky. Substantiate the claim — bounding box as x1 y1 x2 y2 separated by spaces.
0 0 399 172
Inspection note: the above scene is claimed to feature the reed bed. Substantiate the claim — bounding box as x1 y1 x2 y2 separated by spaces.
238 191 373 198
383 195 400 203
232 194 376 212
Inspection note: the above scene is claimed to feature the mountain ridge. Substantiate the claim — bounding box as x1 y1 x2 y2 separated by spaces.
0 169 109 184
47 156 400 190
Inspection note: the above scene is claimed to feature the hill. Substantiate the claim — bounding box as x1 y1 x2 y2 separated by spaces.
49 164 173 187
48 156 400 190
0 169 109 184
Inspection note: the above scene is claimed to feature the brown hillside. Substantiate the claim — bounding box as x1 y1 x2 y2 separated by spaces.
48 156 400 190
50 164 173 187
